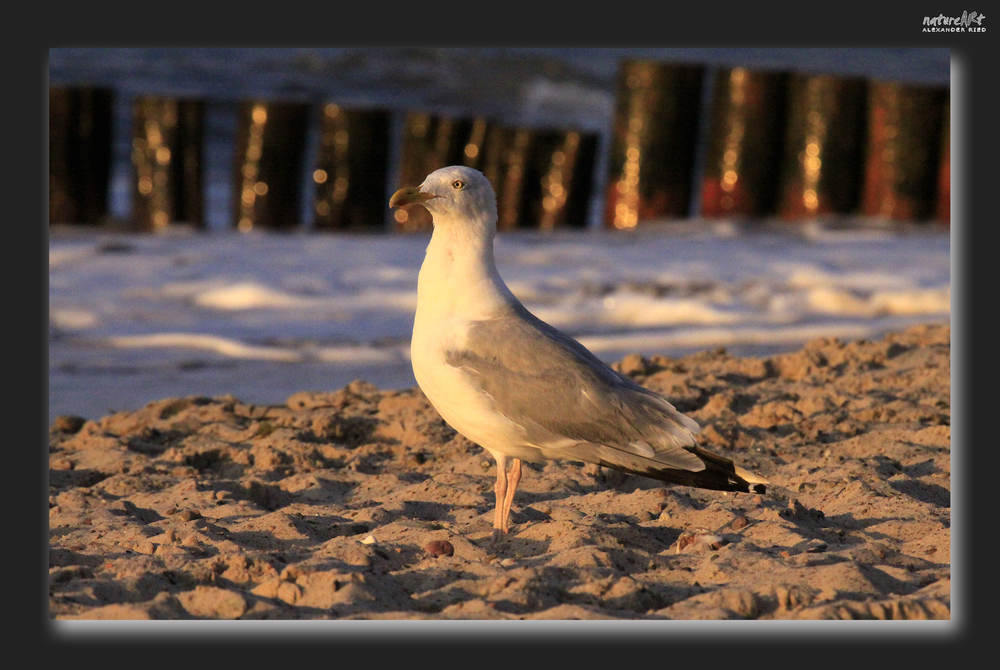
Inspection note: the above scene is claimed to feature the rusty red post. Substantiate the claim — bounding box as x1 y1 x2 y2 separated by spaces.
860 81 948 222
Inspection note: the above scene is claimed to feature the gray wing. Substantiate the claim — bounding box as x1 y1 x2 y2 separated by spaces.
446 301 706 473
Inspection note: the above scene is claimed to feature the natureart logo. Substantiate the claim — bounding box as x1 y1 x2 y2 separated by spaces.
923 10 986 31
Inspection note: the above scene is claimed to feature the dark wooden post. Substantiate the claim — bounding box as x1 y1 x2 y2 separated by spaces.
476 122 512 196
700 68 788 218
311 104 391 231
533 129 597 230
393 112 475 232
131 96 204 231
494 127 534 231
777 74 867 219
935 97 950 225
461 117 491 170
462 124 597 230
605 61 704 228
232 100 310 232
49 86 113 225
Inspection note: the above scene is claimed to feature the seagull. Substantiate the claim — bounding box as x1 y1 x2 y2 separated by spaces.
390 166 768 543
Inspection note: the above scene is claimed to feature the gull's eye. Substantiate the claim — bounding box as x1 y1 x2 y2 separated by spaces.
451 179 466 190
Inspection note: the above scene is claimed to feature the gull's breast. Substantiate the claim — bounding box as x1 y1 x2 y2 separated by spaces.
411 313 532 459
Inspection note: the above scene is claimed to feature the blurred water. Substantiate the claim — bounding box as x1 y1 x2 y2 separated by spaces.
48 224 950 423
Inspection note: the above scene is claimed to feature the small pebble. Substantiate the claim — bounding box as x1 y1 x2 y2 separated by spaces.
707 536 726 551
804 539 828 553
617 353 649 377
731 515 750 530
424 540 455 557
178 509 202 522
676 529 726 553
53 415 87 434
360 534 377 545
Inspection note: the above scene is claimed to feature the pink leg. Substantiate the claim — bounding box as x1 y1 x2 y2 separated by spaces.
499 458 522 534
492 456 509 543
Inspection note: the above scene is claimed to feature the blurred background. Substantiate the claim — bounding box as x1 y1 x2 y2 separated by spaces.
48 48 952 423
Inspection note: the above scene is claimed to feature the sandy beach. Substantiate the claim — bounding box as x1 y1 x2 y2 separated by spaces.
48 321 950 621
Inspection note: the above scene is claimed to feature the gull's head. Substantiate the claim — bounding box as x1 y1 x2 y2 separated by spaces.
389 166 498 233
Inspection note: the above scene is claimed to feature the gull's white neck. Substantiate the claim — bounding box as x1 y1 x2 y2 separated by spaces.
415 211 515 322
409 198 529 457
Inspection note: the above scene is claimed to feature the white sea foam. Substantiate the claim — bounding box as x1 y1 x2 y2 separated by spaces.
576 322 877 355
106 333 304 362
49 227 950 421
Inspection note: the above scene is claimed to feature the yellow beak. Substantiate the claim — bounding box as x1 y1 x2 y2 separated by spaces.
389 187 439 209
